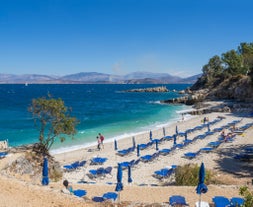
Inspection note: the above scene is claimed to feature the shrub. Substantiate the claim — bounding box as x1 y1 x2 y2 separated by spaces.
174 164 212 186
239 186 253 207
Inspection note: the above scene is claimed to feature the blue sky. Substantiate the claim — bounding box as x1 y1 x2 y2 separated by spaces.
0 0 253 77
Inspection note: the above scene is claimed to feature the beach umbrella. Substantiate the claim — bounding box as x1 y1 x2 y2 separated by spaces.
128 165 133 184
176 125 178 135
149 130 152 141
137 144 140 157
173 134 177 145
207 123 210 132
196 163 208 207
132 136 136 148
42 157 49 186
114 139 118 151
155 139 159 151
163 127 166 137
115 163 123 201
184 132 188 141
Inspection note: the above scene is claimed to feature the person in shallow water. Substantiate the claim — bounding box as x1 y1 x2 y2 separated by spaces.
97 136 101 151
99 133 105 149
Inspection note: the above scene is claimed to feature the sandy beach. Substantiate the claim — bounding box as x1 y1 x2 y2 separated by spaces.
1 111 253 207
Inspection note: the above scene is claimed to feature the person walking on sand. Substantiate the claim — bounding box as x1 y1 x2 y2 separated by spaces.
97 136 101 151
99 133 105 149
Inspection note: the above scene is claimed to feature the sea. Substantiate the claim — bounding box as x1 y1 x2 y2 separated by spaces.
0 84 192 154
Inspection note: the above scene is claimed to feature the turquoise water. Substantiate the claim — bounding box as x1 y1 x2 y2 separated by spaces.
0 84 191 153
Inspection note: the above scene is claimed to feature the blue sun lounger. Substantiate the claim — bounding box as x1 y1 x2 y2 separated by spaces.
73 189 87 197
230 197 244 207
212 196 230 207
153 168 174 180
92 192 118 202
159 148 171 155
0 151 8 158
90 157 108 165
184 151 200 159
169 195 189 206
63 161 80 171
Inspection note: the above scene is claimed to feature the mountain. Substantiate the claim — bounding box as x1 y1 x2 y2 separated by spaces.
0 72 200 84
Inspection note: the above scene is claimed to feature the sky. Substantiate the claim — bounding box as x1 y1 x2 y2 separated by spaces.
0 0 253 78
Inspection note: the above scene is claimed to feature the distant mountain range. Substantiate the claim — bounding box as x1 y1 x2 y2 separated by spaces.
0 72 201 84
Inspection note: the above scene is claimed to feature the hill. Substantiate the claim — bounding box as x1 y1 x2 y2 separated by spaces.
0 72 200 84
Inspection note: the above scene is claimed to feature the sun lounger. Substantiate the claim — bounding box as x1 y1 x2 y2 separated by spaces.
102 192 118 201
169 195 189 206
153 168 174 180
230 197 244 207
63 161 80 171
90 157 108 165
73 189 87 197
0 151 8 159
159 148 171 155
184 151 200 159
200 147 213 153
140 154 153 162
92 192 118 203
212 196 230 207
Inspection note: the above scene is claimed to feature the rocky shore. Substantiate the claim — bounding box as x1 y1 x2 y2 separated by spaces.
124 86 169 92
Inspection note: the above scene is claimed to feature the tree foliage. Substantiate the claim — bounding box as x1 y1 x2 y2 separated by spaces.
28 96 78 154
239 186 253 207
191 42 253 90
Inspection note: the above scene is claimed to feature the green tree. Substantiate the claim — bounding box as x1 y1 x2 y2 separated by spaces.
29 96 78 155
222 49 245 75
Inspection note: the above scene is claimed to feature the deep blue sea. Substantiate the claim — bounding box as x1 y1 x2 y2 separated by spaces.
0 84 192 154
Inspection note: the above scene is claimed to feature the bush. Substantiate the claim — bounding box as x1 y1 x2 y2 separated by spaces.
239 186 253 207
174 164 212 186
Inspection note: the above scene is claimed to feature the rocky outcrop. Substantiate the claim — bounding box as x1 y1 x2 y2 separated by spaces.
124 86 169 92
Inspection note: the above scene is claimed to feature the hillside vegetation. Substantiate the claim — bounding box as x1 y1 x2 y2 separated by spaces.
191 42 253 102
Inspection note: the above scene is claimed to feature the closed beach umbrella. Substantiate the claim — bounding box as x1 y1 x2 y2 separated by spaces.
137 144 140 157
114 139 118 151
163 127 166 137
115 163 123 191
184 132 188 141
176 125 178 135
149 130 152 140
155 139 159 151
196 163 208 206
173 134 177 145
128 165 133 183
42 157 49 186
132 136 136 148
207 123 210 132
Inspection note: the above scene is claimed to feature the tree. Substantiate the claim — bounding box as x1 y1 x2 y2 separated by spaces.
29 96 78 155
222 50 245 75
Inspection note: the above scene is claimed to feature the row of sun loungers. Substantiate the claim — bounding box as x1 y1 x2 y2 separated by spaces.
115 117 224 158
168 195 244 207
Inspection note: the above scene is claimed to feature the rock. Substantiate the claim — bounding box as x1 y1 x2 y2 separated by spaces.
124 86 169 92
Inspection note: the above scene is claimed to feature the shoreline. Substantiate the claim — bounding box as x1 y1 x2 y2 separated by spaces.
50 106 193 156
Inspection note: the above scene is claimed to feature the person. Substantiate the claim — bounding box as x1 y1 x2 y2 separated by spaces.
97 136 101 151
62 179 73 195
99 133 104 149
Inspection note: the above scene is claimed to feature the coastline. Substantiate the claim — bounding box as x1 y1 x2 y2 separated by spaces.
1 110 253 207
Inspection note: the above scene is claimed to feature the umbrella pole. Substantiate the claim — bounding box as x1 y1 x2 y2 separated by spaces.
199 194 201 207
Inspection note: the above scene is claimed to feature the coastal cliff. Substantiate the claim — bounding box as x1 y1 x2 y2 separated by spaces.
161 75 253 114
